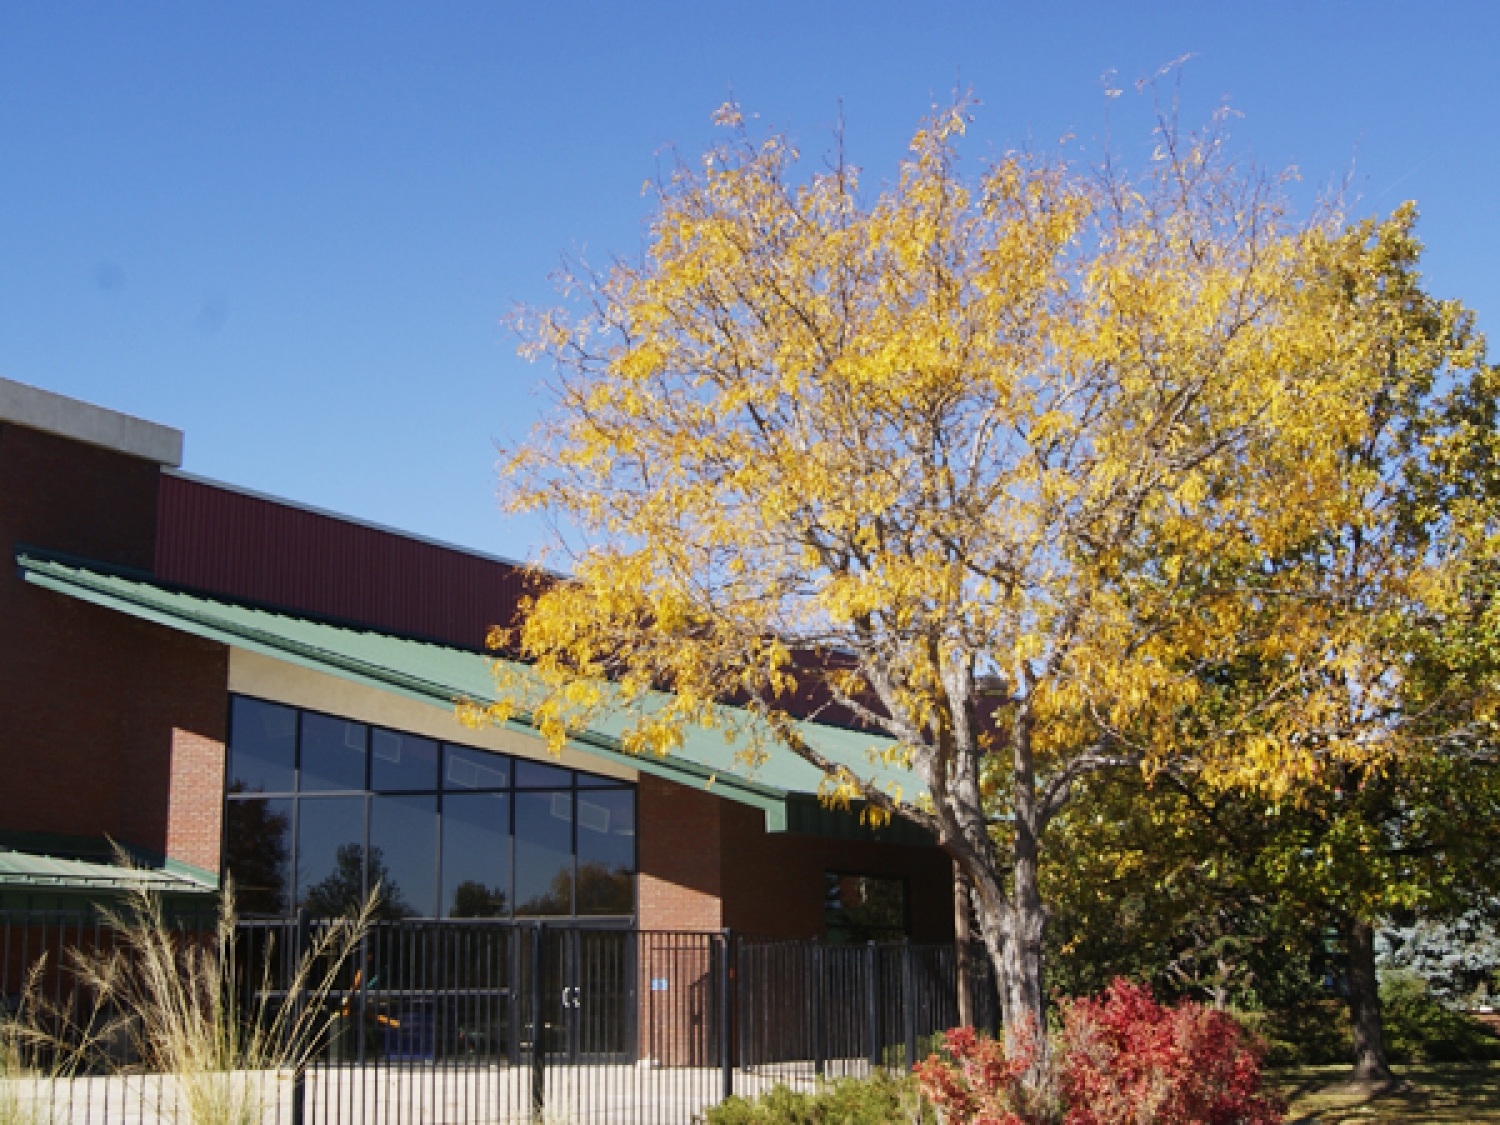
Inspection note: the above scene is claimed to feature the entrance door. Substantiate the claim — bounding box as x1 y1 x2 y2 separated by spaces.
534 928 634 1064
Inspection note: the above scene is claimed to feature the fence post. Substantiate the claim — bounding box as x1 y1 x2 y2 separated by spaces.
356 929 369 1067
718 929 733 1102
812 940 825 1078
954 863 975 1030
735 939 745 1072
530 923 547 1121
509 927 522 1067
291 909 311 1125
902 940 917 1071
865 942 880 1072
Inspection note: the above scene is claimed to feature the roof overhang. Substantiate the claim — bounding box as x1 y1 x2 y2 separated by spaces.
0 851 214 895
18 551 932 842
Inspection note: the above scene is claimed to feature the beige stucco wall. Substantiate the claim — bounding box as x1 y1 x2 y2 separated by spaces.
227 648 638 782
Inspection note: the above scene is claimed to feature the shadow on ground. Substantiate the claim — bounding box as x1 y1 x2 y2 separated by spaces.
1277 1062 1500 1124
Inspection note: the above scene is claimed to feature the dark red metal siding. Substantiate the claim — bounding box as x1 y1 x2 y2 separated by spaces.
154 474 539 650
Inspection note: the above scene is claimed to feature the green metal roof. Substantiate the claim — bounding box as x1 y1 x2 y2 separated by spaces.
18 552 931 841
0 850 213 894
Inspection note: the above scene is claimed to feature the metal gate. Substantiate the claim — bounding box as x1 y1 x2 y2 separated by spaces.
0 910 999 1124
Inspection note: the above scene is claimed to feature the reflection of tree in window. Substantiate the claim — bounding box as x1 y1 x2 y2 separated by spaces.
516 867 572 916
824 872 907 943
575 862 632 916
449 880 508 918
224 787 290 915
576 789 633 915
300 844 414 919
514 791 571 916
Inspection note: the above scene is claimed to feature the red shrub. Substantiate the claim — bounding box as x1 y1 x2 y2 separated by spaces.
914 1021 1055 1125
1059 980 1284 1125
913 981 1284 1125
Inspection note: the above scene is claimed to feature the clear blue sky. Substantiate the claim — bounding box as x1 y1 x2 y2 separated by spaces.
3 2 1496 564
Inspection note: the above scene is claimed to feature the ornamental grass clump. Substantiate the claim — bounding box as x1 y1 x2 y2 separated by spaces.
0 1043 54 1125
0 963 77 1125
71 878 374 1125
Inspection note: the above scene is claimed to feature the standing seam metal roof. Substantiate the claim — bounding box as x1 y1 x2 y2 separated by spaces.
0 851 213 893
17 552 929 838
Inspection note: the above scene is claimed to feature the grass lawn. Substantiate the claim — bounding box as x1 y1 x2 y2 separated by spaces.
1275 1062 1500 1123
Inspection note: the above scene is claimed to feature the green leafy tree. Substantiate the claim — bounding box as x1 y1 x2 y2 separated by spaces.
222 789 291 916
1058 207 1500 1082
1042 773 1316 1015
575 860 633 916
301 844 414 920
450 880 508 918
1042 307 1500 1077
1046 757 1500 1070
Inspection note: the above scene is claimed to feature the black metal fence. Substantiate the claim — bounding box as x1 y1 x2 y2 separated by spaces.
0 910 999 1124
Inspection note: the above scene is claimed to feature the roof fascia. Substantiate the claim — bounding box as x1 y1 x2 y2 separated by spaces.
18 554 790 826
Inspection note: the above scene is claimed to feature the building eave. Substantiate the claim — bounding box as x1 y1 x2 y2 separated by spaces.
18 550 924 839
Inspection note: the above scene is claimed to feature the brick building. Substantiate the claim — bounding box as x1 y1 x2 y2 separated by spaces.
0 378 956 942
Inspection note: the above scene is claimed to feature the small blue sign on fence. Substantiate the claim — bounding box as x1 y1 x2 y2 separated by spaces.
650 977 669 992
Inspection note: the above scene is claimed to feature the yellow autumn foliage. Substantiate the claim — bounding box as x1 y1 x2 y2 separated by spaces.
482 96 1489 1035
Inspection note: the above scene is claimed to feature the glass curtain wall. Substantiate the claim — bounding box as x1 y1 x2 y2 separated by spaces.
223 695 637 919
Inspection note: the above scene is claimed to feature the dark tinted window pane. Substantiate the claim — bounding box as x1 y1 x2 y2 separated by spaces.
296 796 366 915
442 793 511 918
300 713 367 792
443 746 510 791
824 873 907 944
576 789 635 916
228 698 296 794
370 729 438 792
224 797 292 915
576 771 626 788
515 759 570 789
514 791 572 916
369 794 437 919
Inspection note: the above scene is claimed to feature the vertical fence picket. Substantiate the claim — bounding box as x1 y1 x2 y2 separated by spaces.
528 923 546 1121
902 940 917 1071
291 908 310 1125
717 931 732 1102
0 911 996 1125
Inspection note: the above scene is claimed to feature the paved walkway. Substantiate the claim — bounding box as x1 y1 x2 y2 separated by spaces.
4 1060 877 1124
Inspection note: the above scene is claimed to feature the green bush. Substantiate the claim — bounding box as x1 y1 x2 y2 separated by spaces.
1379 970 1500 1063
1233 999 1351 1067
879 1030 947 1070
1233 976 1500 1067
704 1072 932 1125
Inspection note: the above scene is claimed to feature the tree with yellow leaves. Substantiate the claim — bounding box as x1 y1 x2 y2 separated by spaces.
486 96 1479 1066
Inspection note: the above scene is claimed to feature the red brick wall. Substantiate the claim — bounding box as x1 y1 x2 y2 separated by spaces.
637 775 724 931
719 800 955 942
1 423 159 570
636 773 955 941
0 423 229 873
167 727 229 875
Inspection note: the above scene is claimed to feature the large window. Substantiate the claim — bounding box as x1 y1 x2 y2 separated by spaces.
224 695 636 919
824 872 908 943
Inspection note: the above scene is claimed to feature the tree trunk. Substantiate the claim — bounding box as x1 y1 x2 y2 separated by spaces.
954 862 975 1029
1000 838 1048 1059
967 876 1047 1059
934 699 1049 1080
1344 917 1394 1083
